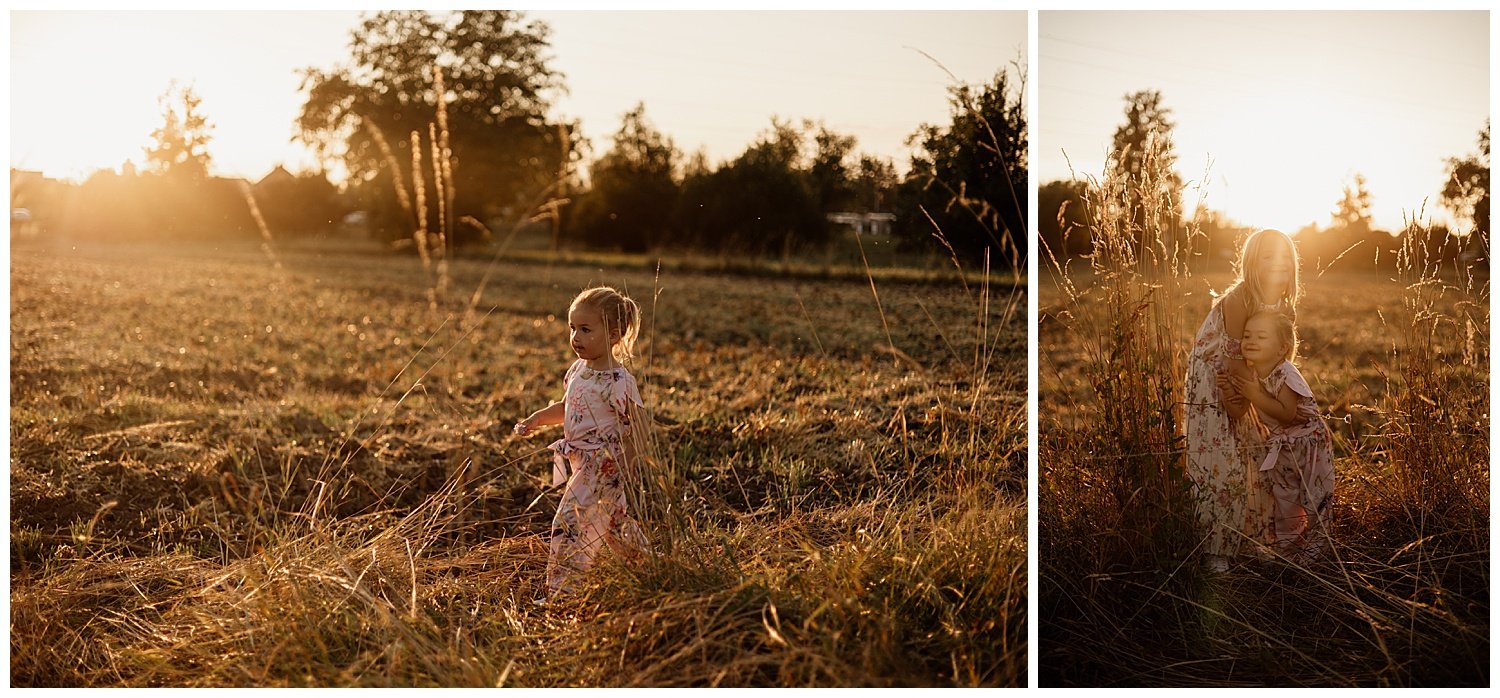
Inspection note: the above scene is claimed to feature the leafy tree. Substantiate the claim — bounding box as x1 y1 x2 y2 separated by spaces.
571 103 680 252
894 67 1026 268
1108 90 1183 244
135 84 257 238
1331 172 1374 238
1442 121 1489 259
145 83 213 180
1312 173 1389 270
850 155 898 213
297 10 576 243
1111 90 1176 186
808 124 857 213
673 119 825 255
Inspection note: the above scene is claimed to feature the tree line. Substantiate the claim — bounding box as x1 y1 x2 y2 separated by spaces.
16 10 1025 269
1038 90 1490 272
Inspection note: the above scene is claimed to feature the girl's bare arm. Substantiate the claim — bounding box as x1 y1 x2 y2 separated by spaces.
1233 377 1299 426
1218 372 1250 420
516 401 564 435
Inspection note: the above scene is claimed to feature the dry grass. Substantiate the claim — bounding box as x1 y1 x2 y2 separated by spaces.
9 235 1024 687
1038 144 1489 686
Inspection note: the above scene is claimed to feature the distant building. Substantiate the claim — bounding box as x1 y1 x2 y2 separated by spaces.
255 164 296 190
827 211 896 236
11 168 49 238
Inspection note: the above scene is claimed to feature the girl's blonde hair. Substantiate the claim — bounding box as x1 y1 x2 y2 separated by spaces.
1229 228 1301 317
1248 308 1298 363
570 286 641 364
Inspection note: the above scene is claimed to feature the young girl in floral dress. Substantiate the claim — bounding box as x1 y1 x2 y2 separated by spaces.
1230 310 1335 560
515 286 648 595
1184 229 1299 571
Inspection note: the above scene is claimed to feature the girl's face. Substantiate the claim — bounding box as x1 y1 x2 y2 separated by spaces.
1240 314 1289 366
1255 237 1295 296
568 305 618 366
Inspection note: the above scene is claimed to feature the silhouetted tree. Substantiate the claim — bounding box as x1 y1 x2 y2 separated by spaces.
1108 90 1183 245
1442 121 1489 262
1332 173 1374 237
1312 173 1387 270
145 83 214 181
850 155 898 213
571 103 679 253
135 85 257 238
297 10 577 244
673 119 825 255
894 67 1026 268
1111 90 1175 186
809 124 857 213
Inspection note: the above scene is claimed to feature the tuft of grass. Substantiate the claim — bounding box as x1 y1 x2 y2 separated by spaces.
1374 219 1488 544
1041 130 1203 622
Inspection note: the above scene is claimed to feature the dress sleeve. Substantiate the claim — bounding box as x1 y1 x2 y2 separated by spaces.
610 369 645 423
1278 362 1316 400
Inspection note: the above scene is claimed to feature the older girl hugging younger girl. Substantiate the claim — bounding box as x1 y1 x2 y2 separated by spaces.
1184 229 1297 571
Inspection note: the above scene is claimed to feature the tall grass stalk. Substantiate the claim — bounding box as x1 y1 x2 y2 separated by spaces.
1042 132 1198 576
1379 218 1488 543
410 128 432 271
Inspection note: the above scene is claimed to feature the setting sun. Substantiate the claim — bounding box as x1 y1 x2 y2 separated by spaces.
10 12 356 182
1039 11 1488 233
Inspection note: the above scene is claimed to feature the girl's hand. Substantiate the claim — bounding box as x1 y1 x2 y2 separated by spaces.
1215 371 1237 397
1229 374 1262 397
513 419 534 437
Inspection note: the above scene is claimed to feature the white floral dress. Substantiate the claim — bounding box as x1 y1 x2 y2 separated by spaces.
1256 360 1335 558
1184 300 1275 559
545 360 648 594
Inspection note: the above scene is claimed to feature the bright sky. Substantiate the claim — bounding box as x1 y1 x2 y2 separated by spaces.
8 10 1025 185
1039 11 1489 233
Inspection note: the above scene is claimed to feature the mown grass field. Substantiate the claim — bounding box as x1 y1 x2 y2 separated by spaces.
9 237 1025 687
1039 265 1489 686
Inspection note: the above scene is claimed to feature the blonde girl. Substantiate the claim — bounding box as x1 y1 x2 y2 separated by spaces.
1184 228 1299 571
1229 310 1335 559
515 286 648 595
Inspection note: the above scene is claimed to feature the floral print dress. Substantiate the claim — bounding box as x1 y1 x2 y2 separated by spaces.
1184 300 1275 559
545 360 648 594
1256 360 1335 559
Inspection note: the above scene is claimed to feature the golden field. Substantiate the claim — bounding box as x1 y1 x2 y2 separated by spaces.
10 238 1025 687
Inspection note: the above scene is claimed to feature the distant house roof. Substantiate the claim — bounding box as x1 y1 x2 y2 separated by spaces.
256 165 294 188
